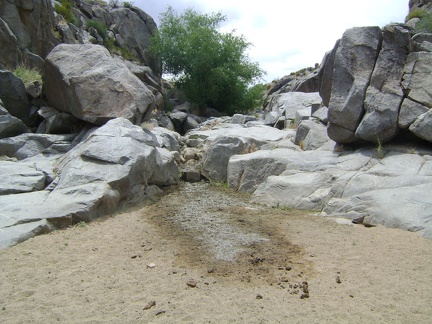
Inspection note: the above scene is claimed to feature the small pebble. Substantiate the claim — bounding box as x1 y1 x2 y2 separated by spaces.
256 294 263 300
147 263 156 269
336 275 342 284
143 301 156 310
186 279 198 288
300 293 310 299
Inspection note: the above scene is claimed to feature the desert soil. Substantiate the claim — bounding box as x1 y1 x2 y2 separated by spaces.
1 181 432 323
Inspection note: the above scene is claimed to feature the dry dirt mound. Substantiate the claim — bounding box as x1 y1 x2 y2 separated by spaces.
1 182 431 323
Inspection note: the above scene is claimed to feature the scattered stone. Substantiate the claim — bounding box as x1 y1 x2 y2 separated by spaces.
143 301 156 310
336 275 342 284
181 170 202 183
147 263 156 269
256 294 263 300
186 279 198 288
352 216 365 224
300 281 310 299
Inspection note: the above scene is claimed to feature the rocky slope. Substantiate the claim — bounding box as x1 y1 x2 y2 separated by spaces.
0 0 160 74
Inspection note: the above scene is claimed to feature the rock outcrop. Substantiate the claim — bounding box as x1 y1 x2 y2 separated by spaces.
0 1 174 248
0 0 59 69
355 25 411 143
0 70 33 125
0 118 179 248
324 23 432 145
43 44 155 125
0 0 161 77
326 26 383 143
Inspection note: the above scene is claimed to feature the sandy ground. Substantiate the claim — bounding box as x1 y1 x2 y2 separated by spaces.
1 182 432 324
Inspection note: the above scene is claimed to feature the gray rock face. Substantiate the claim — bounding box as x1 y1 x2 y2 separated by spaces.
327 26 382 143
399 98 430 129
402 52 432 109
409 109 432 141
0 0 58 68
43 44 155 125
0 219 53 250
0 17 21 69
0 118 179 248
0 106 30 139
409 0 432 12
36 106 79 134
294 120 332 151
0 161 46 195
0 133 75 160
265 92 322 121
242 147 432 239
228 149 325 192
0 71 32 125
110 7 161 76
355 25 411 143
319 40 339 107
56 118 178 199
202 136 260 183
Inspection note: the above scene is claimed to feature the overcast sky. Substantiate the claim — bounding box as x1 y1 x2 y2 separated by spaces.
135 0 409 83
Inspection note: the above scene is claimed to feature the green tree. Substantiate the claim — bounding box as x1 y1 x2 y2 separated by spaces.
151 7 265 114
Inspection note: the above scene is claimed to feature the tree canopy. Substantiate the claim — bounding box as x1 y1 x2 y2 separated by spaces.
151 7 266 114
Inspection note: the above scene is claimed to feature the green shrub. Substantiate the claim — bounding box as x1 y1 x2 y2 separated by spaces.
406 8 427 22
105 38 136 61
151 7 265 115
54 0 77 25
123 1 134 9
415 12 432 33
109 0 122 8
13 65 42 87
86 20 108 42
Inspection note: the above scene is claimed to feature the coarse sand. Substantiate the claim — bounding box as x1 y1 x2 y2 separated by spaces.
1 182 431 323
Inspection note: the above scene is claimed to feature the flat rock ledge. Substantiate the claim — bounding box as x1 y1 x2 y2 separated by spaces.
0 118 179 249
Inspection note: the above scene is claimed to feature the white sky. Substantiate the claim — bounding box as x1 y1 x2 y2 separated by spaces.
135 0 409 83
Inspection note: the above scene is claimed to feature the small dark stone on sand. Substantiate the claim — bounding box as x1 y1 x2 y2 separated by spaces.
143 301 156 310
187 279 198 288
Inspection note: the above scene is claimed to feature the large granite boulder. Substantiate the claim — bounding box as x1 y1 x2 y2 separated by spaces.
294 120 333 151
355 24 411 143
327 26 382 143
43 44 155 125
56 118 178 196
202 136 265 183
228 149 344 193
